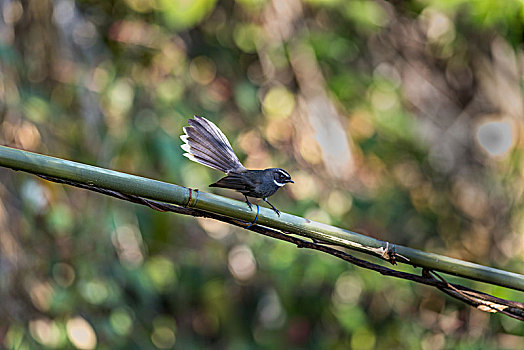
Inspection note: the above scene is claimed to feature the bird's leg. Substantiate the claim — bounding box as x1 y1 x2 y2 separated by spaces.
244 195 253 211
263 198 280 216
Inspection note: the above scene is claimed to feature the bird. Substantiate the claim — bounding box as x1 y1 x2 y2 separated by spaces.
180 115 293 216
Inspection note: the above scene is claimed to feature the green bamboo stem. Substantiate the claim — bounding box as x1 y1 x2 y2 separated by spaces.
1 145 523 291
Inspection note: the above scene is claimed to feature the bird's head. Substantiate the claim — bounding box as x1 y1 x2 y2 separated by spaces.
271 168 294 187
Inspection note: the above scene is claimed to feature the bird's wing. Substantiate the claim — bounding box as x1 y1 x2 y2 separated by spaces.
209 172 255 194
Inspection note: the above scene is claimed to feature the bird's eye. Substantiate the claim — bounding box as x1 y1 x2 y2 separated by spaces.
274 170 290 183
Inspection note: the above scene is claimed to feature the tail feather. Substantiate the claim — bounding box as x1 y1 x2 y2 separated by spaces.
187 117 239 165
181 116 245 173
183 126 233 167
189 117 232 150
181 143 225 171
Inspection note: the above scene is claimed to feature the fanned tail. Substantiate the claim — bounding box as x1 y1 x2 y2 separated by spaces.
180 116 246 174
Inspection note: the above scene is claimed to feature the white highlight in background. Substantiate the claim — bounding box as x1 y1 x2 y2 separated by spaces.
476 120 514 157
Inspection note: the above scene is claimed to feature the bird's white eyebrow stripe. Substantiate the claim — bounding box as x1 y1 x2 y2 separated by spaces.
276 169 290 178
273 179 285 187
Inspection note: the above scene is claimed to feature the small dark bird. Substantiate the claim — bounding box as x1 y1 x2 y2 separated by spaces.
181 116 293 216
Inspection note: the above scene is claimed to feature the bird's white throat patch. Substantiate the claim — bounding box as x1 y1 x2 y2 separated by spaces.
273 179 285 187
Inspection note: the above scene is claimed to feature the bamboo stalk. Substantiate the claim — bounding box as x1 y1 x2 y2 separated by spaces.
1 145 523 291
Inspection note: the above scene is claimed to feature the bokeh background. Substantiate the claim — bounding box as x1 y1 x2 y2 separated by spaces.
1 0 524 348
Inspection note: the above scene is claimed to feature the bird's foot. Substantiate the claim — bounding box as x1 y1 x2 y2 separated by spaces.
263 198 280 217
244 196 253 211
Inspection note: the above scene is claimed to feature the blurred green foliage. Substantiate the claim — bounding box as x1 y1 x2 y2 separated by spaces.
1 0 524 348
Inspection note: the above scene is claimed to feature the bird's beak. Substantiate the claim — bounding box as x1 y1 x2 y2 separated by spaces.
287 180 294 184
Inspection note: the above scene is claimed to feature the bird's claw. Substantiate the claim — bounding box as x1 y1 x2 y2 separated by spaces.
263 198 280 216
244 196 253 211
